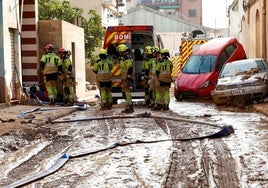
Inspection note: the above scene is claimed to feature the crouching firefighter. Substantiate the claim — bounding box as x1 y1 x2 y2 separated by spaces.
40 44 62 105
93 49 113 110
117 44 134 113
59 49 75 106
153 48 173 111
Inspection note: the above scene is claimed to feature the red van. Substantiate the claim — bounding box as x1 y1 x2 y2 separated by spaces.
174 37 247 100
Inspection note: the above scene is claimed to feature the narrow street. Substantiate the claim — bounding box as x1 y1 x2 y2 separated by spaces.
0 92 267 188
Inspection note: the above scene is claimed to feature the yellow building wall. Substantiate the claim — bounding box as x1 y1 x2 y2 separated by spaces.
38 20 86 99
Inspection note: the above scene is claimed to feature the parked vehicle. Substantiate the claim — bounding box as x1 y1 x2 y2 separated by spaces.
211 58 268 105
174 37 247 100
103 25 163 103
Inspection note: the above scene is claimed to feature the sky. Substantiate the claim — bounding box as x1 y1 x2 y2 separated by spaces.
202 0 233 28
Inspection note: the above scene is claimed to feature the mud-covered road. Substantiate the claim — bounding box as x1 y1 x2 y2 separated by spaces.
0 95 267 188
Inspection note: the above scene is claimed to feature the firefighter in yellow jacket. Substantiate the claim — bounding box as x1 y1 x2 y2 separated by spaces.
93 49 113 110
142 45 153 107
153 48 173 110
58 48 74 105
40 44 62 105
117 44 134 113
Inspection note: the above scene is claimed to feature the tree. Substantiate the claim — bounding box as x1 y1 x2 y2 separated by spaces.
82 10 104 63
38 0 104 63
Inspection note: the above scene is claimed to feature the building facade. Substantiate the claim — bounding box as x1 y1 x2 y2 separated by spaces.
0 0 23 103
138 0 203 26
0 0 87 104
228 0 268 60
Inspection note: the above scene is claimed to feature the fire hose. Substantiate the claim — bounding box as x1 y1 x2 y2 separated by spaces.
8 112 234 188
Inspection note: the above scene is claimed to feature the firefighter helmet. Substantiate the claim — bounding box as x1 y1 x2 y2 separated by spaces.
99 48 107 55
161 48 170 57
153 46 160 53
161 48 169 54
117 44 128 52
144 46 152 55
58 47 65 55
63 50 72 56
67 50 72 56
44 44 55 53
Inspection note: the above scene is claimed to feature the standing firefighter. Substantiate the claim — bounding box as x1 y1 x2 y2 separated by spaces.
117 44 134 113
148 46 161 108
58 48 74 106
93 49 113 110
153 48 173 110
142 46 153 107
40 44 62 105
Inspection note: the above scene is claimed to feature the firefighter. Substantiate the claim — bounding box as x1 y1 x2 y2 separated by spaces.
153 48 173 111
93 49 113 110
59 49 75 106
40 44 63 106
148 46 161 108
142 45 153 107
117 44 134 113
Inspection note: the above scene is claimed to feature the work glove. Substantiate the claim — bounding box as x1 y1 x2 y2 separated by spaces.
66 71 71 78
127 75 132 81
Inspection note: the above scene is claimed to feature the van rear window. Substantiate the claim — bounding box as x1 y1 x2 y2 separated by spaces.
183 55 217 74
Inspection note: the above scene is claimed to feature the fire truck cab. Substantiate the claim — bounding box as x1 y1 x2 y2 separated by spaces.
171 32 210 78
103 25 163 103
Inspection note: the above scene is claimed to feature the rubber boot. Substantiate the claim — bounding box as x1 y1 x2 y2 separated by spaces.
121 104 134 113
148 102 155 108
152 103 162 111
49 98 55 106
163 104 169 111
63 99 68 106
107 102 112 109
100 103 107 110
68 99 74 106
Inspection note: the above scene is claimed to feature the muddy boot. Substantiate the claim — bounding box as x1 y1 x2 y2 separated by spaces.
100 103 107 110
63 99 68 106
148 103 155 108
68 99 74 106
145 99 150 107
121 108 134 113
152 103 162 111
49 98 55 106
107 102 112 109
121 104 134 113
163 104 169 111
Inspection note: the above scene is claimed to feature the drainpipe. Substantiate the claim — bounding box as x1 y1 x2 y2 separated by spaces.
15 0 23 93
263 0 267 60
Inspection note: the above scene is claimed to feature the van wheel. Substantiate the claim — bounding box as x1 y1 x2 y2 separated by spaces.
113 98 118 104
175 92 183 101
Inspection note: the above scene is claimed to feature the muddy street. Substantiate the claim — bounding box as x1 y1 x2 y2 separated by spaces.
0 95 267 188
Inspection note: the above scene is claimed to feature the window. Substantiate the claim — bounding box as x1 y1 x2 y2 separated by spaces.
183 55 217 74
225 43 237 56
217 50 229 71
188 9 197 17
217 43 238 71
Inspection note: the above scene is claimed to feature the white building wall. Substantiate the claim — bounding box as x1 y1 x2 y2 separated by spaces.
122 7 202 32
228 0 245 44
0 0 21 103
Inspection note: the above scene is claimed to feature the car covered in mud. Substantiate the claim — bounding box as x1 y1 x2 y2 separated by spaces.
174 37 247 101
211 58 268 105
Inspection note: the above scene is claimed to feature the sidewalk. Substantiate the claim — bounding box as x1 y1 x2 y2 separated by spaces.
0 89 100 135
252 102 268 117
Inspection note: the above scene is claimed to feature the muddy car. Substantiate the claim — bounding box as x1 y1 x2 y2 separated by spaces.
211 58 268 105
